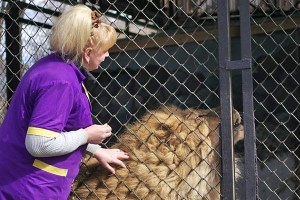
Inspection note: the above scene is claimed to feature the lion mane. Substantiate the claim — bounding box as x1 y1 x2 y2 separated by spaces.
71 105 244 200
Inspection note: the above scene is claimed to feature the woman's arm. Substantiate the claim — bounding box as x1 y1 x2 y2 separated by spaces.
25 124 112 157
25 129 89 157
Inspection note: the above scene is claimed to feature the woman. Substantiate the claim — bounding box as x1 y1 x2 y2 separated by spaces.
0 4 129 199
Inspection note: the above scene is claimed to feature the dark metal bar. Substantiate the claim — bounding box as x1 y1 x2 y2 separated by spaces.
5 2 22 103
226 59 251 70
240 0 257 199
18 18 52 29
168 0 176 18
16 1 61 17
217 0 235 199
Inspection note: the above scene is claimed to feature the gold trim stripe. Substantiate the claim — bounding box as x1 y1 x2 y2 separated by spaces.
82 83 90 102
82 83 91 107
27 127 59 138
33 159 68 177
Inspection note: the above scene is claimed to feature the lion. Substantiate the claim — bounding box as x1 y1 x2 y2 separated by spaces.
70 105 244 200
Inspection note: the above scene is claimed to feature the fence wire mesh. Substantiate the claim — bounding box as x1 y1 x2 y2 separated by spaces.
0 0 300 199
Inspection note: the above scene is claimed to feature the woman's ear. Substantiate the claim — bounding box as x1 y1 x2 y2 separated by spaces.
83 47 92 64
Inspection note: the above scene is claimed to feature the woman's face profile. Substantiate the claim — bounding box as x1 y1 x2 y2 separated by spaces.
83 48 109 71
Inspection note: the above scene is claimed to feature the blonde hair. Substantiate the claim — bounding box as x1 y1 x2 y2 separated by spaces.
50 4 117 64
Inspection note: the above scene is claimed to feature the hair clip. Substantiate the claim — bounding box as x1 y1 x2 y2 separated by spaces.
91 10 101 28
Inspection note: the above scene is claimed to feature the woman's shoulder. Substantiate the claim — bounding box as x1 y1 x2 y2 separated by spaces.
28 54 78 83
34 53 72 71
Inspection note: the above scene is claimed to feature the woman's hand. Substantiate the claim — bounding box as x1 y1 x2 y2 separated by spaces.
84 123 112 144
93 148 129 174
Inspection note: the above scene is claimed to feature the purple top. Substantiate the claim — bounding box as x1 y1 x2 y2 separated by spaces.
0 53 93 199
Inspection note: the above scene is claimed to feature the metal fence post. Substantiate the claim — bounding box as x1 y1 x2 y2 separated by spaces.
218 0 257 199
217 0 235 199
240 0 257 200
4 2 21 103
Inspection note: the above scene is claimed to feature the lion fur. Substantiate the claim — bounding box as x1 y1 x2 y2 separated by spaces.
71 105 244 200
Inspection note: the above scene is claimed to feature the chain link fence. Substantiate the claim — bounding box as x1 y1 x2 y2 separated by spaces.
250 1 300 199
0 0 300 199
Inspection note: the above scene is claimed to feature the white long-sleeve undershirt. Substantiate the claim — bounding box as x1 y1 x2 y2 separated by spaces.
25 129 101 157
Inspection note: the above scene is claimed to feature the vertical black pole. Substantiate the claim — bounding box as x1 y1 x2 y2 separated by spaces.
217 0 235 199
5 2 21 103
240 0 257 199
168 0 177 18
